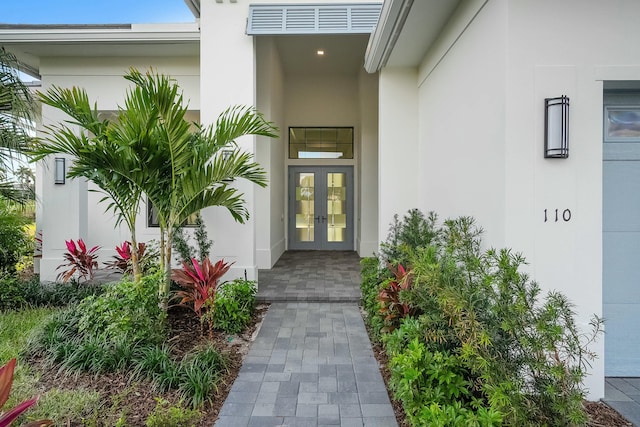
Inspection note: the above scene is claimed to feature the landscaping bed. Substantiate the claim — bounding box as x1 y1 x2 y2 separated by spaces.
24 303 268 426
367 321 632 427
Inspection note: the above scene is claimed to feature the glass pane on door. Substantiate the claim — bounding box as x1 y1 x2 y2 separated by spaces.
326 172 346 242
295 172 315 242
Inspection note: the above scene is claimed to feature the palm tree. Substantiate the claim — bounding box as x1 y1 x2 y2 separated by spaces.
30 68 278 301
0 48 36 202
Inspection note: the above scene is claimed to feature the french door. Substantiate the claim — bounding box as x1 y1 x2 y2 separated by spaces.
288 166 354 250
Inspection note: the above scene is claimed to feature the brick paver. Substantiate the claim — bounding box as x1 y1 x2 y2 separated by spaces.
604 377 640 425
215 302 397 427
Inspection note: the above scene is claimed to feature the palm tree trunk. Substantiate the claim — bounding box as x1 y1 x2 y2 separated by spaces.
158 229 167 309
162 228 173 304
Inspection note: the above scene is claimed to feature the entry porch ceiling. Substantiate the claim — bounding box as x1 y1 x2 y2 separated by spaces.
273 33 370 76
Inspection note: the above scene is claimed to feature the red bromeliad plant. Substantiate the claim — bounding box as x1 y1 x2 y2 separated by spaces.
379 263 415 333
171 257 233 337
0 358 52 427
56 239 100 283
104 241 146 274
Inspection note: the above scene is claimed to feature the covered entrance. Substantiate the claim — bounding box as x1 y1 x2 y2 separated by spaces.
288 166 353 250
251 2 380 267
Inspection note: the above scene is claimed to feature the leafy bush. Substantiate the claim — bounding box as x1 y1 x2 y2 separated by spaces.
29 273 166 373
360 257 386 343
132 343 227 408
0 201 31 273
177 344 227 407
0 275 104 311
145 398 201 427
75 272 165 345
56 239 100 283
172 213 212 264
23 279 104 308
379 209 439 267
363 209 602 427
378 263 415 333
214 279 256 334
0 272 27 310
171 258 232 337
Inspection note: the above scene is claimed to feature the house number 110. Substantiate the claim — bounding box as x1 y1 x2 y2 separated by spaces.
544 209 571 222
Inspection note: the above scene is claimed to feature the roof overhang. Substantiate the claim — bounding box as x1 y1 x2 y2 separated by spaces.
0 23 200 78
183 0 200 19
364 0 461 73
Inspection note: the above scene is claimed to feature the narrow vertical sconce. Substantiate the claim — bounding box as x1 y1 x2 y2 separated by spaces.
222 149 233 161
54 157 65 184
544 95 570 158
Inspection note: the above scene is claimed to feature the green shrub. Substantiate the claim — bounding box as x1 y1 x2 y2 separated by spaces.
0 274 105 311
172 213 212 264
76 272 165 345
131 343 228 408
177 344 227 407
379 209 439 267
365 209 602 427
27 279 105 308
360 257 388 343
0 200 31 273
29 272 166 374
145 398 201 427
214 279 256 334
0 272 27 309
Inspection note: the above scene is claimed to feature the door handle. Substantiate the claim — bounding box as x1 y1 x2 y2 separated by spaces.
315 216 321 223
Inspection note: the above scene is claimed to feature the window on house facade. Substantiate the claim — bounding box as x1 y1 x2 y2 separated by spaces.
147 200 198 228
604 106 640 141
289 127 354 159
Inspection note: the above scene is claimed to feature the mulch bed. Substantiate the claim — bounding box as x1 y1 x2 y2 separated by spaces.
29 304 269 426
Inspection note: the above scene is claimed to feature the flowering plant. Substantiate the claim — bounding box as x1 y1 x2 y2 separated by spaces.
104 241 146 273
171 257 233 337
56 238 100 283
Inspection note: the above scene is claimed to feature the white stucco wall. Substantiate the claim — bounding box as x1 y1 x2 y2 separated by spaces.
378 0 640 399
503 0 640 397
377 67 419 241
417 0 507 245
256 36 286 268
358 69 379 256
37 56 199 281
199 0 260 280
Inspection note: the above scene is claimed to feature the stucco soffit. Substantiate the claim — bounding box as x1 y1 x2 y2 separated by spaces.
0 27 200 43
364 0 464 73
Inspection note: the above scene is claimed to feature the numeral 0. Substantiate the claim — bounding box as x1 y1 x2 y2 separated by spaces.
544 208 571 222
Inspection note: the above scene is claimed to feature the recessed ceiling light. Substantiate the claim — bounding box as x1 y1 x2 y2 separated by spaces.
317 50 325 56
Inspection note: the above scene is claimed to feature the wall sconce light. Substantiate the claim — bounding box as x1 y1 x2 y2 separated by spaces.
54 157 65 184
222 149 233 161
544 95 570 158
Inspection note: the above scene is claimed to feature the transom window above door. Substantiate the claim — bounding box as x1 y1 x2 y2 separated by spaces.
289 127 353 159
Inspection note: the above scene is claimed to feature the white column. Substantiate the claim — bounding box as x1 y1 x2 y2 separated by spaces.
200 0 259 280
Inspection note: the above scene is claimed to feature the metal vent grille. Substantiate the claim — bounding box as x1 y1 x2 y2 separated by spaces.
250 8 285 33
247 3 382 35
351 6 382 31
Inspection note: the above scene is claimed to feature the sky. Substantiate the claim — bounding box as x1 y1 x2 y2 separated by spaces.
1 0 195 25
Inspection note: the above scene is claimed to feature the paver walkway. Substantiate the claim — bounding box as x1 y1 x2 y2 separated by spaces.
257 251 361 303
605 377 640 425
215 251 397 427
215 303 397 427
